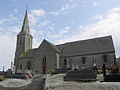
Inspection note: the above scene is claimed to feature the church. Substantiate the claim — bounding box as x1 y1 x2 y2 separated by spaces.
14 10 116 74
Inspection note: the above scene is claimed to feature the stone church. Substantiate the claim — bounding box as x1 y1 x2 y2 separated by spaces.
14 10 116 74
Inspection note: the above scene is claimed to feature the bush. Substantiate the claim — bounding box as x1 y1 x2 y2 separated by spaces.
111 66 119 73
0 75 5 81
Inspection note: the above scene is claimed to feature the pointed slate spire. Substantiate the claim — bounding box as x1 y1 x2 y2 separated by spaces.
18 8 31 35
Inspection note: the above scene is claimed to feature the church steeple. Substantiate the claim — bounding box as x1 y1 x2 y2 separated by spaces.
15 9 33 59
18 9 31 35
14 8 33 73
22 9 29 33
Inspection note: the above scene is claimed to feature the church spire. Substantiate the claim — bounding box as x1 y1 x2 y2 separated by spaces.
18 8 31 35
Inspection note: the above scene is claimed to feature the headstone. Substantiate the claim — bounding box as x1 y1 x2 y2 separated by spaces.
64 68 97 81
103 64 120 82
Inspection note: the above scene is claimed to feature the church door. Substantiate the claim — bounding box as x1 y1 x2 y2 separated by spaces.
42 56 46 74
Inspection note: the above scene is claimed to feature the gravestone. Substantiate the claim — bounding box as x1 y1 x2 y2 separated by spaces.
102 64 120 82
64 68 97 81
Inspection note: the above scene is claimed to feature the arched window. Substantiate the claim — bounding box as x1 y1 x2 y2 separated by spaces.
20 64 22 70
64 59 67 66
42 56 46 67
42 56 46 74
103 55 107 63
82 57 86 64
28 38 30 46
27 61 31 70
20 37 22 45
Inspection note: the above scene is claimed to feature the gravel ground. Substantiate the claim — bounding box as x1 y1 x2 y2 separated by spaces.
0 74 45 90
45 74 120 90
0 79 32 87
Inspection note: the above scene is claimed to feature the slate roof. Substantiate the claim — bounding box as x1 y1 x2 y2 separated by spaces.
56 36 115 57
40 39 60 53
18 9 32 36
19 48 38 58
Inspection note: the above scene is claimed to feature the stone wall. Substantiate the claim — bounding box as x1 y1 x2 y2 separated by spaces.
60 52 115 69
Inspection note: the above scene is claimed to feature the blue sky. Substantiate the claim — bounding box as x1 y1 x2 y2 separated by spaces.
1 0 120 70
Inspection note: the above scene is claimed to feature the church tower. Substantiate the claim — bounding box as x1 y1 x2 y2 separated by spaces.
14 9 33 71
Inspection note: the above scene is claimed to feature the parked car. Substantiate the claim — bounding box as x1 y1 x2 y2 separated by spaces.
63 69 97 81
23 73 32 78
6 73 28 79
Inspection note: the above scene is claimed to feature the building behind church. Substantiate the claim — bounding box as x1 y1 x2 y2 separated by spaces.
14 10 116 74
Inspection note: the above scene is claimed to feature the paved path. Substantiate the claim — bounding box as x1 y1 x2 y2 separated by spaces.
0 75 45 90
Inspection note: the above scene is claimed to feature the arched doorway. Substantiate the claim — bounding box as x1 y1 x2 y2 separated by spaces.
42 56 46 74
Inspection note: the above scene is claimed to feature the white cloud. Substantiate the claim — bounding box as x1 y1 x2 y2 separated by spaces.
50 0 83 16
56 8 120 57
8 14 19 22
93 15 103 20
92 2 99 6
33 38 40 48
48 25 54 31
14 8 18 13
50 3 75 16
38 20 50 28
0 18 6 25
29 9 46 25
31 28 42 37
30 9 45 16
109 7 120 12
8 26 20 33
0 14 18 25
30 28 43 48
48 26 69 38
0 13 21 70
82 5 87 8
0 32 16 70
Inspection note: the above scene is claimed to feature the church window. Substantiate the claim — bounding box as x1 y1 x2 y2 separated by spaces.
28 38 30 46
20 37 22 45
20 64 22 69
42 56 47 74
64 59 67 66
113 55 116 65
42 56 46 67
27 61 31 70
82 57 86 64
103 55 107 63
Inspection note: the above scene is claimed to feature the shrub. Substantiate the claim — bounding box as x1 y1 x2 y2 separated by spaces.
111 66 119 73
0 75 5 81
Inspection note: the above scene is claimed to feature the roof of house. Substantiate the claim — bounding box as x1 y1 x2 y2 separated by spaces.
19 48 38 58
56 36 115 57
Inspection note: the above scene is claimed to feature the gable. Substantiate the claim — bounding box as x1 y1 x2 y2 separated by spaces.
38 39 60 53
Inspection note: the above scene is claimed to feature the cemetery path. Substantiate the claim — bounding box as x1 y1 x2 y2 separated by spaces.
0 74 45 90
45 74 120 90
